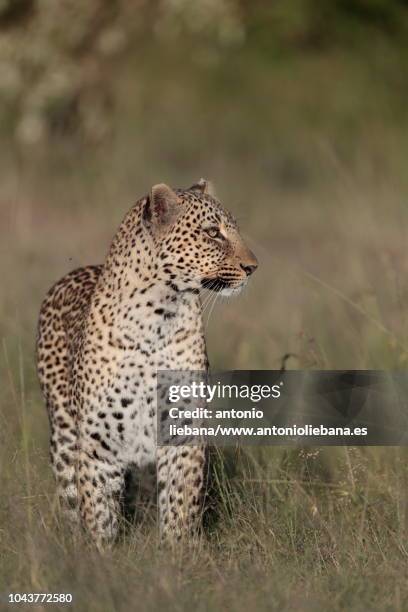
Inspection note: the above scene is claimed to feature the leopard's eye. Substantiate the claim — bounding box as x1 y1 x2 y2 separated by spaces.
205 226 222 239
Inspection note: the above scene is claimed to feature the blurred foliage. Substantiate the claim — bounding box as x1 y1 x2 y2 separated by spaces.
0 0 132 143
2 0 408 145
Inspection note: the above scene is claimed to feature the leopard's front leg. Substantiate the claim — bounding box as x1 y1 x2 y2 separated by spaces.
77 444 125 550
157 445 207 542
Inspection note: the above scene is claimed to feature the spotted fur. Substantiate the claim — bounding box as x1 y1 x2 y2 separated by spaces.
36 180 257 548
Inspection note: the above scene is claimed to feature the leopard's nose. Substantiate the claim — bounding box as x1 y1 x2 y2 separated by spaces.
240 260 258 276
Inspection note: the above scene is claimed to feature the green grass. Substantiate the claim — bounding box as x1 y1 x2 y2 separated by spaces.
1 393 408 611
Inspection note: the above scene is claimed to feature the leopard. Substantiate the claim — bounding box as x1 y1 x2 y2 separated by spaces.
36 179 258 549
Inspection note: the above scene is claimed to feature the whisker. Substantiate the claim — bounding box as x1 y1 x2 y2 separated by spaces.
201 290 219 318
201 284 220 318
205 284 221 329
200 290 215 313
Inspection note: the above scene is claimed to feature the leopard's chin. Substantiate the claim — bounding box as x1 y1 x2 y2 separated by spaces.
219 283 246 297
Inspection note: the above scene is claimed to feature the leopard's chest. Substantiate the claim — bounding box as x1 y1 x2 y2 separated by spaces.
76 298 207 466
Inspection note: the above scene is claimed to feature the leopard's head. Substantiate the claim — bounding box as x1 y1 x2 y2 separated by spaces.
143 179 258 295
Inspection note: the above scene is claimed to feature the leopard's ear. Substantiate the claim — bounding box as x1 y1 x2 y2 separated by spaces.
188 178 211 195
144 183 182 230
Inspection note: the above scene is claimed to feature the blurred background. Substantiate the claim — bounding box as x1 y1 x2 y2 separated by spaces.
2 0 408 371
2 2 408 609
